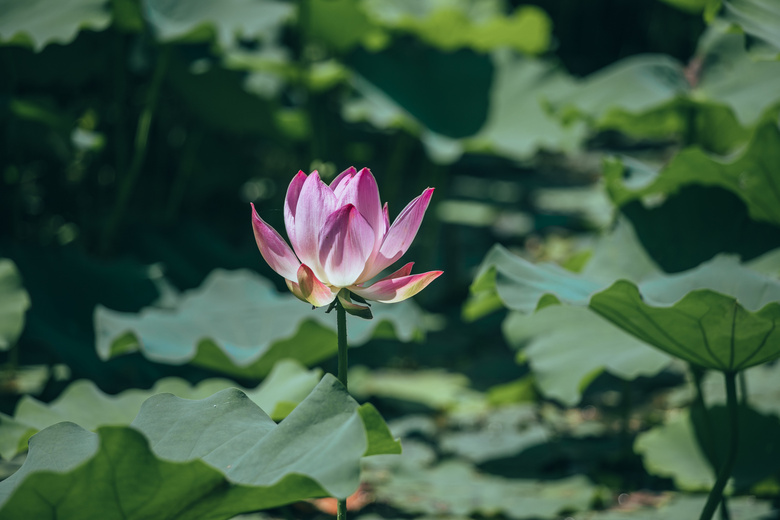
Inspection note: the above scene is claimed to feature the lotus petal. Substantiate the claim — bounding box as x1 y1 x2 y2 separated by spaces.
319 205 375 287
251 204 300 282
352 270 443 303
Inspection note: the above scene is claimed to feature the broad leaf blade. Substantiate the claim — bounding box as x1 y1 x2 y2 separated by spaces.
605 117 780 227
95 269 430 377
0 0 111 51
0 359 322 459
503 306 671 405
0 375 400 519
590 280 780 371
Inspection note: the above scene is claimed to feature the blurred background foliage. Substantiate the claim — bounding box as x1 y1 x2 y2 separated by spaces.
1 0 780 517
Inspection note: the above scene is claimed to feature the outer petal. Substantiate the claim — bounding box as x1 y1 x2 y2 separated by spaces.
364 187 434 280
382 262 414 280
294 171 337 281
319 204 375 287
334 168 384 246
284 170 307 252
297 264 337 307
251 203 300 282
330 166 357 194
351 270 443 303
285 279 308 303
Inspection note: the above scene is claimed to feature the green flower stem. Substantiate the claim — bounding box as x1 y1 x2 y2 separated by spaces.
699 371 739 520
691 365 730 520
336 299 348 520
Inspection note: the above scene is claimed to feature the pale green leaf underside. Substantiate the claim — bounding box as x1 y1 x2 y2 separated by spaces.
143 0 294 49
634 409 715 492
553 26 780 138
473 219 660 314
0 375 400 520
0 260 31 351
367 458 595 519
0 359 321 459
95 269 428 378
0 0 111 51
503 306 671 405
469 53 587 161
722 0 780 53
349 366 484 411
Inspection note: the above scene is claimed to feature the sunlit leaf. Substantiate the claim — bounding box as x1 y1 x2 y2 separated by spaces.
0 0 111 51
143 0 294 49
96 269 430 378
0 359 321 459
503 306 670 406
304 0 375 51
0 375 400 519
604 116 780 227
364 1 552 55
0 260 30 351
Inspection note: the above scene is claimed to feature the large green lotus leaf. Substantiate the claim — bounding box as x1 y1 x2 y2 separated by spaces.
553 26 780 142
604 116 780 227
693 26 780 126
503 306 671 405
346 49 584 163
0 0 111 51
554 54 688 125
635 404 780 492
0 359 321 459
348 40 492 139
569 494 775 519
589 255 780 371
349 366 484 411
365 458 594 519
95 269 429 378
0 375 401 519
634 409 714 491
0 260 30 350
721 0 780 54
473 218 660 314
439 406 550 463
143 0 294 49
467 52 587 161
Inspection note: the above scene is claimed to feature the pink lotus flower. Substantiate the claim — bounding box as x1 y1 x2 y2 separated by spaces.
251 167 442 313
